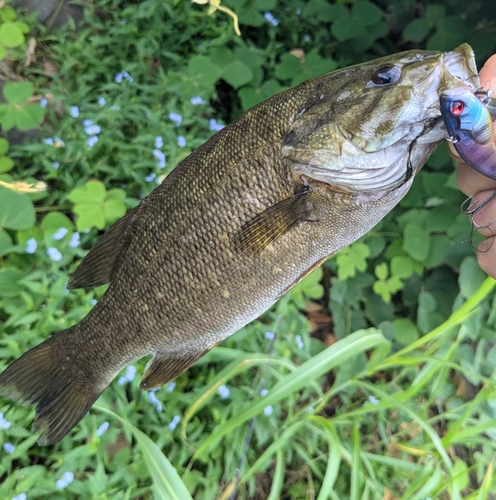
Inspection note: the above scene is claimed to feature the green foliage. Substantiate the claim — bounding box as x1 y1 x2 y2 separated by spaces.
0 82 45 131
68 180 127 231
1 0 496 499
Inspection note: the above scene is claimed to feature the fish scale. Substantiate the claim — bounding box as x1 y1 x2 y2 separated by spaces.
0 44 479 445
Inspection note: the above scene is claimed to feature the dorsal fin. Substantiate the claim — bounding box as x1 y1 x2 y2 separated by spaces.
139 348 210 390
67 206 139 289
232 191 320 257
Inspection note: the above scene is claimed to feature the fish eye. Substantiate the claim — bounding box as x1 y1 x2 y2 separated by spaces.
369 65 402 87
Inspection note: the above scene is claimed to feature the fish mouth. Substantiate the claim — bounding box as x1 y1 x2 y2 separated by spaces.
442 44 479 90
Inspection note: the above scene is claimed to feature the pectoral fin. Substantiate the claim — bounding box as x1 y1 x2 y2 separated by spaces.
139 348 210 390
68 206 139 289
233 191 320 257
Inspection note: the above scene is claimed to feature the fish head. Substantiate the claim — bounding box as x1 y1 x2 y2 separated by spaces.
282 44 479 193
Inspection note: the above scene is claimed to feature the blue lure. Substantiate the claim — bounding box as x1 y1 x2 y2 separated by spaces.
440 87 496 180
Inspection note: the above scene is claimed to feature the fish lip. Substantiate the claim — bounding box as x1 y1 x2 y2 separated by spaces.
442 43 479 90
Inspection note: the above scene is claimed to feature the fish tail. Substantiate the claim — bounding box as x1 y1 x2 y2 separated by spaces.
0 328 104 445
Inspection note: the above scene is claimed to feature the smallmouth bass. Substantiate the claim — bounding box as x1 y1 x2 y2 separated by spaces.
0 44 480 445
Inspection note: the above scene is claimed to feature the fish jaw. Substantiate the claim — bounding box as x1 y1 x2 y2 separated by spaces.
282 44 479 194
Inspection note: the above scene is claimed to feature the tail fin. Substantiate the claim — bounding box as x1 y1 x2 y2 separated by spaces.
0 330 104 445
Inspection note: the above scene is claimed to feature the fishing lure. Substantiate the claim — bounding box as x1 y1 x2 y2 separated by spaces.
440 87 496 180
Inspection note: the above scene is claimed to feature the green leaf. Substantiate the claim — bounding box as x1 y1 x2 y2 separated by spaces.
0 6 18 22
102 198 126 223
16 104 45 130
73 204 106 231
393 318 419 345
331 19 365 42
0 187 35 230
452 459 469 491
3 82 33 105
0 267 24 297
69 180 107 205
390 255 413 279
187 56 222 91
403 223 430 262
41 212 74 233
237 6 265 27
290 267 324 308
0 22 24 48
458 256 486 299
403 18 430 43
222 61 254 89
275 53 302 81
375 263 388 281
0 137 9 155
0 155 14 173
96 406 193 500
351 1 383 26
0 105 17 130
0 228 13 256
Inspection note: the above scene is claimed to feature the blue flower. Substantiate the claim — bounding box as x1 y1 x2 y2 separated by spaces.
52 228 68 240
90 299 97 305
44 138 54 145
368 395 379 405
115 71 133 83
0 412 11 429
56 471 74 490
46 247 62 262
70 106 80 118
154 136 164 148
264 12 279 26
260 388 268 397
118 364 137 385
209 118 224 132
191 96 206 105
82 119 93 127
166 381 176 393
177 135 186 147
168 415 181 431
168 112 182 126
52 162 60 169
304 34 311 42
265 331 275 341
296 8 301 15
145 173 156 182
295 334 304 349
109 105 121 111
97 96 106 106
217 384 230 399
69 232 80 248
40 98 48 108
153 149 166 169
26 238 37 254
11 494 27 500
3 442 14 454
263 405 274 416
84 124 101 135
96 421 109 436
115 72 123 83
87 136 99 148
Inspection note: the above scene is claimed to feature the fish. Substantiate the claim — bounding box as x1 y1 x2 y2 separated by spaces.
440 87 496 179
0 44 479 445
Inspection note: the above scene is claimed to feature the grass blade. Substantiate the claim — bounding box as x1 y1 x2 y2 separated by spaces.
193 329 387 459
95 405 192 500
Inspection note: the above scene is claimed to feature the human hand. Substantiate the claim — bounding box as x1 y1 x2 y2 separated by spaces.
455 54 496 277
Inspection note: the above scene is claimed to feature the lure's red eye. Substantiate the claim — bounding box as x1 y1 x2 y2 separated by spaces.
451 101 464 116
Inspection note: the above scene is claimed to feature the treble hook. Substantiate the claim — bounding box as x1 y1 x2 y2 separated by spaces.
460 190 496 230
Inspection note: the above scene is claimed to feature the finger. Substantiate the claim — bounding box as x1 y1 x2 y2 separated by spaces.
476 237 496 277
457 163 496 196
479 54 496 90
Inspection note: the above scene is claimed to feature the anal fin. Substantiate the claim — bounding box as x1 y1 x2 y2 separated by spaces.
232 191 319 257
139 348 210 390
